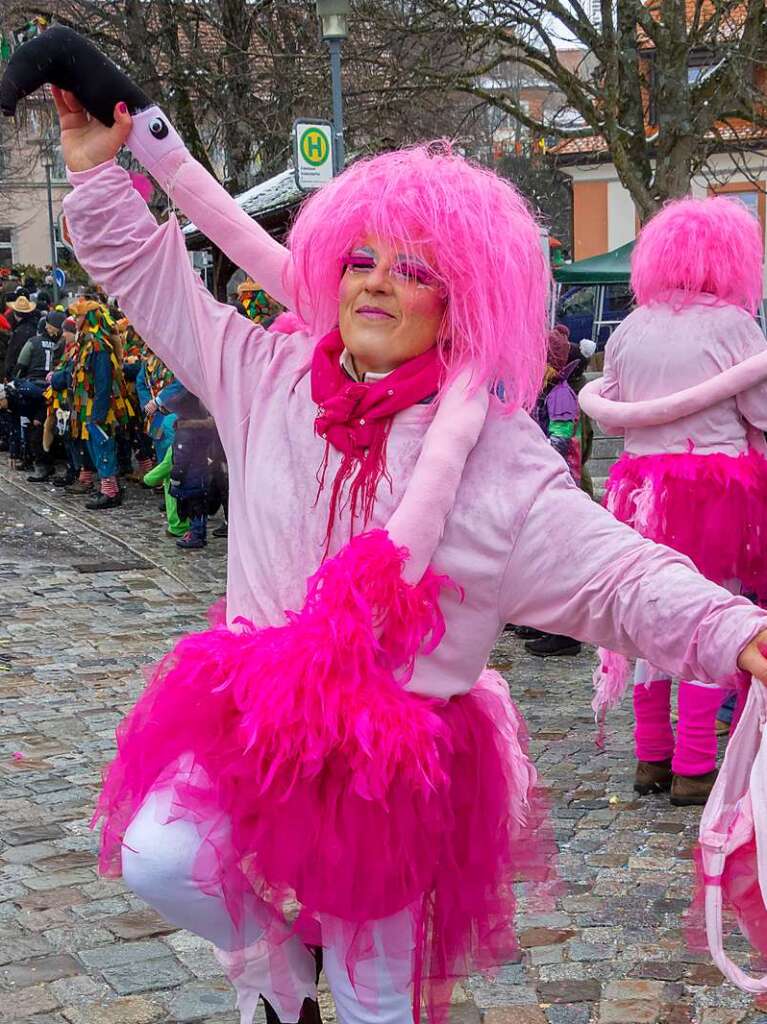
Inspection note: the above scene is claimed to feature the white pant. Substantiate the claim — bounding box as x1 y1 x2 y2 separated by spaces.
122 786 414 1024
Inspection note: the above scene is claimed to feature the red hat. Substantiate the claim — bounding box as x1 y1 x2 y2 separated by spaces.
547 325 571 372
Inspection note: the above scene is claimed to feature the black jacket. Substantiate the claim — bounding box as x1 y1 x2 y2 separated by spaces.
16 333 64 382
5 315 38 380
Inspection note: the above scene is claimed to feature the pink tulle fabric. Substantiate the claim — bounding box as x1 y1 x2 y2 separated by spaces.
94 530 556 1021
592 649 632 745
604 449 767 597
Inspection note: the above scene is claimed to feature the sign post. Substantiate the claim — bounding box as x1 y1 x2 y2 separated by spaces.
293 119 334 192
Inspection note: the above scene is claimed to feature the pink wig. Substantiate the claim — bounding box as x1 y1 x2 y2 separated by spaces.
632 196 764 314
288 143 549 412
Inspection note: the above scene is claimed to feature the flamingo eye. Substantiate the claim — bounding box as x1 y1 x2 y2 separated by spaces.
149 117 168 140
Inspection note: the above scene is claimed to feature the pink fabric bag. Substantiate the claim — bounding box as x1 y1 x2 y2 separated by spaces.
698 676 767 989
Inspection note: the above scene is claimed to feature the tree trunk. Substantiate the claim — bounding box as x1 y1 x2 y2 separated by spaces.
218 0 256 194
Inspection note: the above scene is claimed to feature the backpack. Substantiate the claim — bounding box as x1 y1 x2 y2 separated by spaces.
698 676 767 990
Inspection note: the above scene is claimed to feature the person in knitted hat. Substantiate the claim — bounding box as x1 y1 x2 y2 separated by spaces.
11 27 767 1024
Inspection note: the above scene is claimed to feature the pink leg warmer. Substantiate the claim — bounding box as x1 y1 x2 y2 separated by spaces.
673 680 728 777
633 678 674 762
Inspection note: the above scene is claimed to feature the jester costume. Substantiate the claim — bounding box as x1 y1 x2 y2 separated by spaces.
237 278 280 324
117 319 155 480
70 299 133 508
45 317 84 487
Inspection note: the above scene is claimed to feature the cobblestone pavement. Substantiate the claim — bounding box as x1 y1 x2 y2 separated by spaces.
0 463 765 1024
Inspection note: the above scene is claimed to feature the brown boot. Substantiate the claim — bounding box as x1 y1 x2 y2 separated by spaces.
634 758 673 796
670 769 717 807
67 479 95 494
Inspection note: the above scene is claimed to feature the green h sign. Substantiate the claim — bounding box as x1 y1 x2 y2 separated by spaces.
300 128 330 167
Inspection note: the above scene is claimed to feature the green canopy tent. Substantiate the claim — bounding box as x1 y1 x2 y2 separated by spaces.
552 241 635 345
553 241 634 285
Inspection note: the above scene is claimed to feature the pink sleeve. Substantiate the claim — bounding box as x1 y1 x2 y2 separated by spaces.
500 457 767 683
125 108 294 309
63 160 282 423
594 333 624 434
730 311 767 431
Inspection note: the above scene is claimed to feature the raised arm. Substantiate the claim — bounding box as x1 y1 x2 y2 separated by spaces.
63 156 268 421
1 26 293 308
126 108 292 308
501 440 767 684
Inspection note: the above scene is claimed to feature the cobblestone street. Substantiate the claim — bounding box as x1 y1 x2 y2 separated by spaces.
0 465 764 1024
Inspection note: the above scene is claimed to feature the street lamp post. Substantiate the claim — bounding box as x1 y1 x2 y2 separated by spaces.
42 147 59 304
315 0 349 176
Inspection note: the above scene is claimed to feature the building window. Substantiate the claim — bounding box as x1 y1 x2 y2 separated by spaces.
720 189 760 220
709 182 766 248
0 228 14 268
688 50 723 86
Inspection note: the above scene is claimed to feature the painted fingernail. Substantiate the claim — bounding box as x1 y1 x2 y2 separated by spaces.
117 102 128 114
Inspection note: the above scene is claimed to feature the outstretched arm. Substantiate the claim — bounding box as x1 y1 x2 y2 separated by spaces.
501 438 767 685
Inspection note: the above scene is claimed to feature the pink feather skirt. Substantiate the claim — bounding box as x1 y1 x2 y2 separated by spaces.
604 448 767 595
93 531 556 1021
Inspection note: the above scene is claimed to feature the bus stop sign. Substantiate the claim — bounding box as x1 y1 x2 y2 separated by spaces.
293 119 334 192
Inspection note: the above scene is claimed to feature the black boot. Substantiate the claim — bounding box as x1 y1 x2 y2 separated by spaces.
27 465 55 483
524 633 582 658
506 624 544 639
263 948 323 1024
263 998 323 1024
85 491 123 510
53 469 77 487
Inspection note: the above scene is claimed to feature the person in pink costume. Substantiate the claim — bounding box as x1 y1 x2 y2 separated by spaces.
9 26 767 1024
581 196 767 807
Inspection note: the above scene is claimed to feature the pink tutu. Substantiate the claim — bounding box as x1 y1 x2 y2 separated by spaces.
605 448 767 595
93 531 556 1022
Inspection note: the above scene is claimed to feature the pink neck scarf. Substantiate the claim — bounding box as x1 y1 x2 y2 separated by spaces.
311 329 441 543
